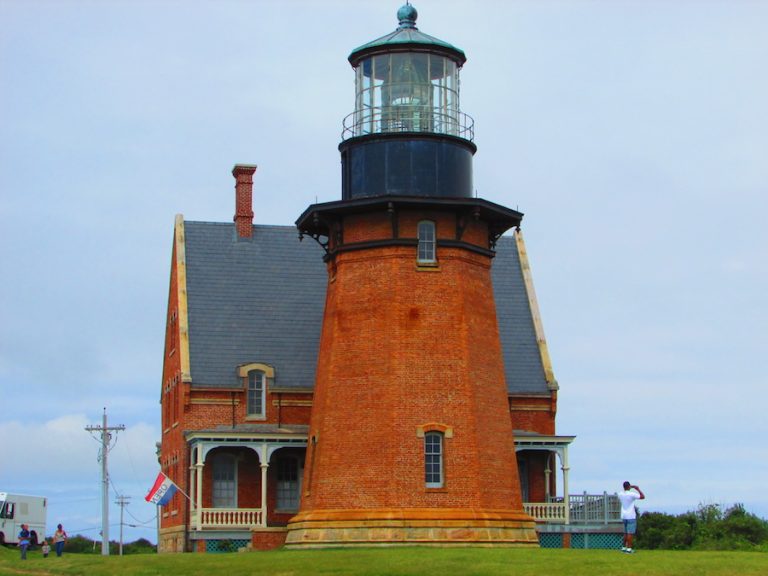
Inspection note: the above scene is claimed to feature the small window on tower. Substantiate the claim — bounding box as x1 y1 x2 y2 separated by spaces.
425 431 444 488
417 220 436 264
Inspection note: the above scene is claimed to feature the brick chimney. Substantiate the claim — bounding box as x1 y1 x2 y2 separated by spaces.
232 164 257 238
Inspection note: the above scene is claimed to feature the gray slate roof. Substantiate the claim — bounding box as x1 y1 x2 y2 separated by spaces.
493 236 550 395
184 223 326 390
182 222 550 395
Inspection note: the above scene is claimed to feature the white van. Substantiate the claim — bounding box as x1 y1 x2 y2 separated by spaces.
0 492 47 546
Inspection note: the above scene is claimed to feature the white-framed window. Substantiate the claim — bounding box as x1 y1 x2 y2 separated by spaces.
425 431 444 488
212 453 237 508
239 363 273 420
417 220 436 263
276 455 302 512
247 370 266 417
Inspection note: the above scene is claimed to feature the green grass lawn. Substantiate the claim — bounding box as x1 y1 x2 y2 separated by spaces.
1 545 766 576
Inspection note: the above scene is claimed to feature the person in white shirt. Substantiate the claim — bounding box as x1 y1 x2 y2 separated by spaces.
618 481 645 553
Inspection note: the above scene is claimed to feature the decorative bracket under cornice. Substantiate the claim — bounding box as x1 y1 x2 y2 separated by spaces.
456 206 481 242
388 202 399 238
489 230 504 251
298 212 330 254
298 230 329 255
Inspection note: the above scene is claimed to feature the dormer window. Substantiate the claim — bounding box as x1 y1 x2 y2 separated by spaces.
238 363 274 420
248 371 266 417
417 220 436 264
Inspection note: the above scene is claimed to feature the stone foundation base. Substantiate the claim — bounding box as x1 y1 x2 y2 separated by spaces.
284 508 539 548
157 525 187 554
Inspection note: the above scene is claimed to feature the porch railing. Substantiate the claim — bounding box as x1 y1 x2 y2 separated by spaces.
525 493 621 525
189 494 619 529
524 502 567 523
191 507 263 529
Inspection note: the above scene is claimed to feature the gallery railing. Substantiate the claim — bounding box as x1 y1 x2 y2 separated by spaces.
341 106 474 141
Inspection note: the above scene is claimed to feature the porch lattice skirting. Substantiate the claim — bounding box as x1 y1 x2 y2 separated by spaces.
284 508 539 548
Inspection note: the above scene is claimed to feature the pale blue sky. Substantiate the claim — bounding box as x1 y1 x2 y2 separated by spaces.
1 0 766 544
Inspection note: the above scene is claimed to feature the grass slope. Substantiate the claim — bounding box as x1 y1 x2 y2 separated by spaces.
1 545 766 576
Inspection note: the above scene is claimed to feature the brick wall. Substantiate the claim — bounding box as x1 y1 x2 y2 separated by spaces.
301 208 528 513
509 395 556 435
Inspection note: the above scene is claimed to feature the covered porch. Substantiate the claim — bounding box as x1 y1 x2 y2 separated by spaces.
185 425 307 549
517 432 575 524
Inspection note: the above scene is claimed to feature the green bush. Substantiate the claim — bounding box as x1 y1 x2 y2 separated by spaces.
637 503 768 551
637 511 695 550
62 534 101 554
47 534 156 554
122 537 157 554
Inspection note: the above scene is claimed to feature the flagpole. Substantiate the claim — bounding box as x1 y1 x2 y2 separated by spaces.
168 476 192 502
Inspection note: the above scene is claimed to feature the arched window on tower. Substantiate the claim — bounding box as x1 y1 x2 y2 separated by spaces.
424 431 444 488
417 220 436 264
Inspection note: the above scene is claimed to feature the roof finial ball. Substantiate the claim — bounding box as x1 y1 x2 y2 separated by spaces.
397 3 418 29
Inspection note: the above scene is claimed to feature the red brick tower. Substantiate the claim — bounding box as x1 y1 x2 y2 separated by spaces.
285 4 538 547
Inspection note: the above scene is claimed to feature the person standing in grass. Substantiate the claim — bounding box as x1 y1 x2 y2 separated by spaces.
53 524 68 557
18 524 30 560
618 481 645 553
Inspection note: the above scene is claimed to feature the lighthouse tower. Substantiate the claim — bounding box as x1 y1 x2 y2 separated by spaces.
285 4 538 547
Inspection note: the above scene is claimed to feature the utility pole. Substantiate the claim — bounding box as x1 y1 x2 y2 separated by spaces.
85 408 125 556
115 494 131 555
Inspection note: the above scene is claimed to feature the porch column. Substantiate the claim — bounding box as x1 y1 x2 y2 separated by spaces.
562 445 570 525
188 452 196 517
195 445 204 531
544 452 552 501
260 443 269 527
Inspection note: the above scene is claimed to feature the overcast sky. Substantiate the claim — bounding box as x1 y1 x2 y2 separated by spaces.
1 0 766 545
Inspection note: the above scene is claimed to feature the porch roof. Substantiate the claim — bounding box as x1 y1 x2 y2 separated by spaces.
185 423 309 440
186 424 309 462
514 430 576 450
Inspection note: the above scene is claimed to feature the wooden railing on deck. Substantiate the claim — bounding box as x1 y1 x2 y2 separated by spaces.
524 502 567 522
525 493 621 525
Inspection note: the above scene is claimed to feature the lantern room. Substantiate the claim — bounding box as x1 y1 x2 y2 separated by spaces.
339 4 476 200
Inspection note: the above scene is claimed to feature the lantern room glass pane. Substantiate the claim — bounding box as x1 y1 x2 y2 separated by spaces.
346 51 470 140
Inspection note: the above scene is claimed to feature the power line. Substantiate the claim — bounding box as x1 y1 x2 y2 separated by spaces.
106 471 155 526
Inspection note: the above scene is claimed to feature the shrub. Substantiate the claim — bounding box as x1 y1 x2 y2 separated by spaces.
637 503 768 551
637 512 695 550
50 534 156 554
